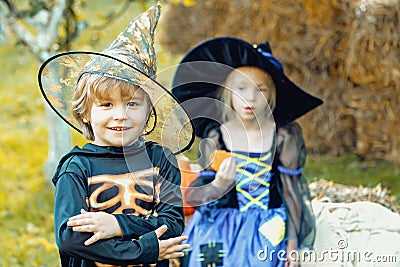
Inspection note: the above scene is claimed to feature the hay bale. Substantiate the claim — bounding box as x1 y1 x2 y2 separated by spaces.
341 0 400 88
337 0 400 163
345 84 400 163
159 0 400 164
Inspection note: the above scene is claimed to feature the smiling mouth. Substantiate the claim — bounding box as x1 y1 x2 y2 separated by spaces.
109 127 131 131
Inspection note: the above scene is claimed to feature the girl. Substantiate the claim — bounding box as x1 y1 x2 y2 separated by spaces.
38 4 193 266
171 37 323 267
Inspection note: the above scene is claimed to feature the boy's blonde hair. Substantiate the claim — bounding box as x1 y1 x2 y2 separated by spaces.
218 66 276 122
72 73 152 141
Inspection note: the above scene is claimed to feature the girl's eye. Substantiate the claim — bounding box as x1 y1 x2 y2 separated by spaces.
127 102 139 107
259 87 268 92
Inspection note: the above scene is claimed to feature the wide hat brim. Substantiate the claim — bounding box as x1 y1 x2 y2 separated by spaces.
172 36 323 138
38 51 194 154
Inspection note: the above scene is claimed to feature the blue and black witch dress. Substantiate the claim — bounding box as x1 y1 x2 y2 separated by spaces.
180 122 315 267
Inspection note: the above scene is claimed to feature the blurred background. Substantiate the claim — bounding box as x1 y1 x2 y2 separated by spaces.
0 0 399 265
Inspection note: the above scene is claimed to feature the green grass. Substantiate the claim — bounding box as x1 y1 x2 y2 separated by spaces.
305 153 400 199
1 1 399 266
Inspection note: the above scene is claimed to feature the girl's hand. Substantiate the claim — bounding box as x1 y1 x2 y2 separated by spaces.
67 209 122 246
155 225 190 261
284 239 299 267
212 157 236 191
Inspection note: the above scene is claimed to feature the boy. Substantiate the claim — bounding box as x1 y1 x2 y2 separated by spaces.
38 3 193 266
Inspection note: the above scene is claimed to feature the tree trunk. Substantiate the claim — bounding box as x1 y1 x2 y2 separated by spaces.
1 0 72 183
43 102 71 184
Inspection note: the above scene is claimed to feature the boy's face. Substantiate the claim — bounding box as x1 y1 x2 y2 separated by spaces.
89 87 150 147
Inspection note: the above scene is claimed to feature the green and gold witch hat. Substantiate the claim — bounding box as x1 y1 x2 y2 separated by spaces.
38 3 194 154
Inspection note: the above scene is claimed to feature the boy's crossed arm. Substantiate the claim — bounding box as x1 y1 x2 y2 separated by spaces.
68 209 189 261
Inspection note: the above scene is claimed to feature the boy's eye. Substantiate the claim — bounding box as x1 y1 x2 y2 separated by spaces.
100 102 112 107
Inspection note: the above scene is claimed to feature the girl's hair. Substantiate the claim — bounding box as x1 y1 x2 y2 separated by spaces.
218 66 276 122
72 73 152 140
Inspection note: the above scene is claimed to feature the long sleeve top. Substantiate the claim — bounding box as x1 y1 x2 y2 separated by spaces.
52 141 184 266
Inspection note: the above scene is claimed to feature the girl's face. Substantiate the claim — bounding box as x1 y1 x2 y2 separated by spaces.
226 66 275 121
89 86 150 147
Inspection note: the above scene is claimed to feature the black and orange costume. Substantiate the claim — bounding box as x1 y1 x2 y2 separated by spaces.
53 141 184 267
38 4 193 266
